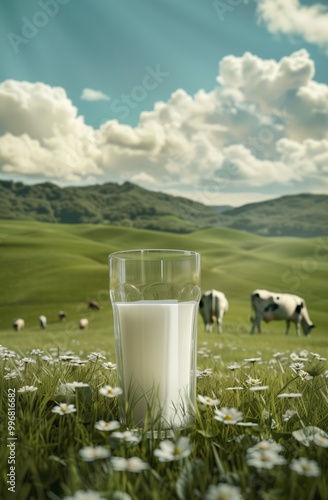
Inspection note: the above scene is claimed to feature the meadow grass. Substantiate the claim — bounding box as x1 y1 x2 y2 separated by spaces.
0 220 328 499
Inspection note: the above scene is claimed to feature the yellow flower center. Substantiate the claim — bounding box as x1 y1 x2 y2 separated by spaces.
225 414 233 421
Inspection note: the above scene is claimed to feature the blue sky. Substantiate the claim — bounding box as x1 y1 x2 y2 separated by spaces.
0 0 328 205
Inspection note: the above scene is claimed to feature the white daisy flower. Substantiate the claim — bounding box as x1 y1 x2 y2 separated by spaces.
110 431 141 445
248 440 284 454
111 456 148 472
298 370 313 381
290 457 321 477
246 450 286 469
246 377 262 386
66 381 90 391
21 357 36 364
196 368 213 378
205 483 243 500
313 433 328 448
41 355 53 362
282 410 297 422
197 395 220 406
17 385 38 393
277 393 302 399
88 352 106 362
154 436 193 462
0 350 16 359
226 363 241 371
214 407 243 425
225 387 244 391
249 386 269 392
262 409 271 419
4 371 20 380
30 349 44 356
99 385 123 398
244 357 262 363
79 446 110 462
102 362 117 370
289 362 305 373
59 355 80 362
51 403 76 416
293 426 328 447
95 420 120 432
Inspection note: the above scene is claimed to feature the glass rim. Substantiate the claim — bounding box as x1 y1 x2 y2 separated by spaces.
109 249 200 261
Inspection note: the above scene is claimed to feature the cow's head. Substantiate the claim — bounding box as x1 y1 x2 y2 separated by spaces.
302 323 316 336
199 294 213 327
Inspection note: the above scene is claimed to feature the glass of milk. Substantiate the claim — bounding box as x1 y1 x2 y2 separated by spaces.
109 249 201 431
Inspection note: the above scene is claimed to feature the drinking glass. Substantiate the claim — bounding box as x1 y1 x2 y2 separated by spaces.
109 249 201 431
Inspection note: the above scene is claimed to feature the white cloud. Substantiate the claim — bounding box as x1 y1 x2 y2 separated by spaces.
0 80 101 182
81 88 110 101
257 0 328 52
0 50 328 199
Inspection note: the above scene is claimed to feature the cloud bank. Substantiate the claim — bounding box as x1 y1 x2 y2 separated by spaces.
257 0 328 53
0 51 327 204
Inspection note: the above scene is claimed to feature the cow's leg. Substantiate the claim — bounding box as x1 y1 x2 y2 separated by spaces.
217 316 222 334
285 320 290 335
250 315 261 334
295 318 301 336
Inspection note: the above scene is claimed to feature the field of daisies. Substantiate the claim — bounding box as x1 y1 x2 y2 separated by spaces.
1 341 328 500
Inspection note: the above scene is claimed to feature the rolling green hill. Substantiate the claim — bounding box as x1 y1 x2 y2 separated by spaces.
1 180 327 237
223 193 328 237
0 219 327 358
0 180 220 233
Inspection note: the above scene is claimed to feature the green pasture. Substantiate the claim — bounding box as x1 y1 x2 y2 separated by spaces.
0 220 327 360
1 220 328 500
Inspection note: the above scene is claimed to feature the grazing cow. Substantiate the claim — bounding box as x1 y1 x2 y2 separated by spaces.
250 289 315 336
88 300 100 311
13 318 25 331
79 318 89 330
58 311 67 321
199 289 229 333
39 315 47 329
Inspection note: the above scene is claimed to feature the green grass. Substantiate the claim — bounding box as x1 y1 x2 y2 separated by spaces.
0 220 328 499
0 219 327 355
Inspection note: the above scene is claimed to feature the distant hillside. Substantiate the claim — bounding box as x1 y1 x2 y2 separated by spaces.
222 193 328 237
0 180 327 237
0 180 221 234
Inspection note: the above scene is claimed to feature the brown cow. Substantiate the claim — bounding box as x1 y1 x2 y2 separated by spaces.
88 301 100 311
58 311 67 321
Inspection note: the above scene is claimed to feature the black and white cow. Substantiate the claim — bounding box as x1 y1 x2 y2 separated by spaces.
58 311 67 321
79 318 89 330
250 289 315 336
13 318 25 331
199 289 229 333
39 315 47 329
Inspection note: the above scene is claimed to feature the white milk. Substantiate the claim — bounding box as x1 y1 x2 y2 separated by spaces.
113 300 198 428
